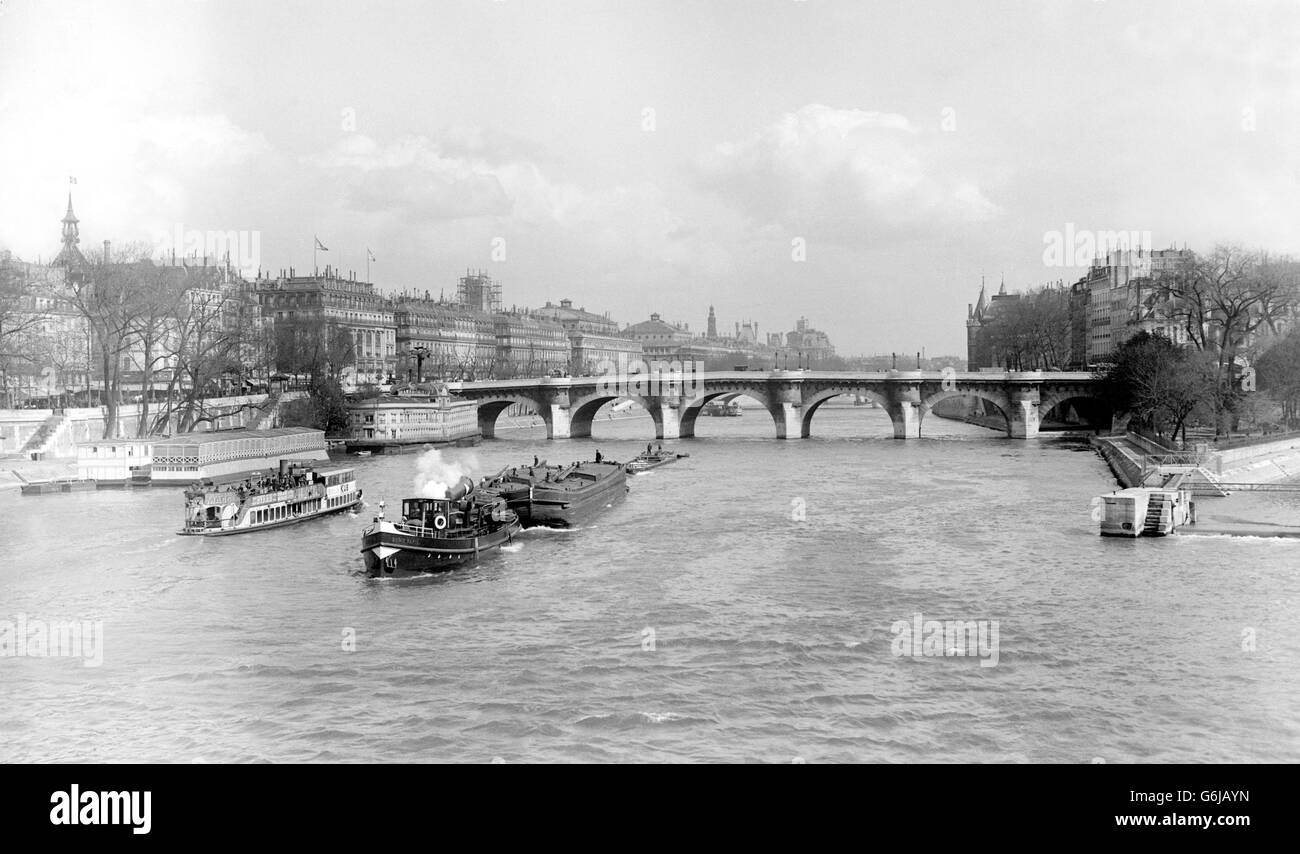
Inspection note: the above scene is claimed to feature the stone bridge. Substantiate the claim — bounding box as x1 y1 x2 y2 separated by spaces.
447 370 1105 440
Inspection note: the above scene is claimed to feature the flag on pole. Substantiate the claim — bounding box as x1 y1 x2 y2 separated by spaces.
314 236 329 251
367 248 376 262
69 176 77 185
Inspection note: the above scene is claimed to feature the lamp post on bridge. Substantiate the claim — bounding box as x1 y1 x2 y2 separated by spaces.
410 345 430 384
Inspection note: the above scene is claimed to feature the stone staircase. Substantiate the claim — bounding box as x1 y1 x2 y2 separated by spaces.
249 391 284 430
17 414 71 458
1142 495 1168 534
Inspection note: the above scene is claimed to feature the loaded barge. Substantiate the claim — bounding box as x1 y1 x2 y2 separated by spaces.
480 459 629 528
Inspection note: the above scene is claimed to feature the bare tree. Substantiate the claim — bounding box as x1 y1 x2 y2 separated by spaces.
981 287 1073 370
65 243 158 438
150 287 238 433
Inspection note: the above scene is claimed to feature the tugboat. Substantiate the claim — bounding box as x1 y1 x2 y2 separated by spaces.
481 459 629 528
180 460 361 536
625 446 690 474
360 475 521 577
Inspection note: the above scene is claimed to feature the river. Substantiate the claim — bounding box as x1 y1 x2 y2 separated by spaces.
2 405 1297 762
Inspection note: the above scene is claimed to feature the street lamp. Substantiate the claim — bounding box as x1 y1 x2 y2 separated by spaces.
410 345 430 384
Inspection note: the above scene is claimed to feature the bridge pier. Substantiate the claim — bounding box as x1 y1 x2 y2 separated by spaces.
889 401 922 439
652 398 682 440
885 377 923 439
766 380 804 439
546 404 572 439
1007 386 1041 439
769 402 804 439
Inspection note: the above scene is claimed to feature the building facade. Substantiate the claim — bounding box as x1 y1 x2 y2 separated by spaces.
255 267 397 386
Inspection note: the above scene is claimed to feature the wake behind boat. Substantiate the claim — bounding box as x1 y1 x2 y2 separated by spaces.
361 475 521 577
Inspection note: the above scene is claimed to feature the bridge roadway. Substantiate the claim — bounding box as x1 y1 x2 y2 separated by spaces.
446 369 1107 441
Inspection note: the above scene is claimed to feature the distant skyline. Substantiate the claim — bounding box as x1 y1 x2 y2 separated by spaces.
2 0 1297 355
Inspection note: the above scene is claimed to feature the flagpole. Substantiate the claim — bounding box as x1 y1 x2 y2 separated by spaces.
313 236 317 276
366 250 370 284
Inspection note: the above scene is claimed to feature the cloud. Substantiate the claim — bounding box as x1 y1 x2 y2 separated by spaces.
1123 8 1300 70
696 104 1000 241
134 114 271 169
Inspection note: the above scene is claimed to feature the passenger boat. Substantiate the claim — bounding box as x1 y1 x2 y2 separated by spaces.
480 459 628 528
360 475 521 577
625 448 690 473
702 401 742 417
1096 486 1194 537
180 460 361 536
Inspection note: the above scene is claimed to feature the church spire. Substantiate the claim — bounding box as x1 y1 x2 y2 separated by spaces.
53 192 86 269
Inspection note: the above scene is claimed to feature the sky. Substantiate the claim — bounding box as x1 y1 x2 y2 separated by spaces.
1 0 1297 356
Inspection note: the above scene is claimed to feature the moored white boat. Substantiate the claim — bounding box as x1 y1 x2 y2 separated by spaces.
1096 486 1194 537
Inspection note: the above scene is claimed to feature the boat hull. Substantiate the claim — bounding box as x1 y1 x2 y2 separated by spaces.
361 519 522 577
179 496 361 536
528 478 627 527
625 452 686 473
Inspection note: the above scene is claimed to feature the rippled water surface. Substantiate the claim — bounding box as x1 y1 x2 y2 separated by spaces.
2 407 1297 762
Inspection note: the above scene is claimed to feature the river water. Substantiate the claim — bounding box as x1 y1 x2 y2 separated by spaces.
2 405 1297 763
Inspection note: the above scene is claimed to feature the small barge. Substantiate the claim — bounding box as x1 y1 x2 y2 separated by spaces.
702 401 742 417
625 447 689 474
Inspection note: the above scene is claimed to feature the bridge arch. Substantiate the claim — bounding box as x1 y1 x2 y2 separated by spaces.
1037 391 1111 431
919 388 1013 436
799 387 895 438
473 394 546 439
679 387 772 438
567 393 655 439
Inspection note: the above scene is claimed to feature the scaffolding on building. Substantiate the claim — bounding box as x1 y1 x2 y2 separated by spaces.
456 269 501 314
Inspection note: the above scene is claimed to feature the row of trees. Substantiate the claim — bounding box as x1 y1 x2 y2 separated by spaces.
65 246 285 437
0 246 289 437
977 246 1300 440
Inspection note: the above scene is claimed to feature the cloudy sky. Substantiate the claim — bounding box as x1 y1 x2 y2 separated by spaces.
1 0 1296 356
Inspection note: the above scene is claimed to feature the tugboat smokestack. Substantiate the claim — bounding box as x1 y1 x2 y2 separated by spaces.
446 475 475 501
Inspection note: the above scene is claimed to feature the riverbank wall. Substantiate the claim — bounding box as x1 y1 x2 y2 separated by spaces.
1093 432 1300 489
0 393 302 459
